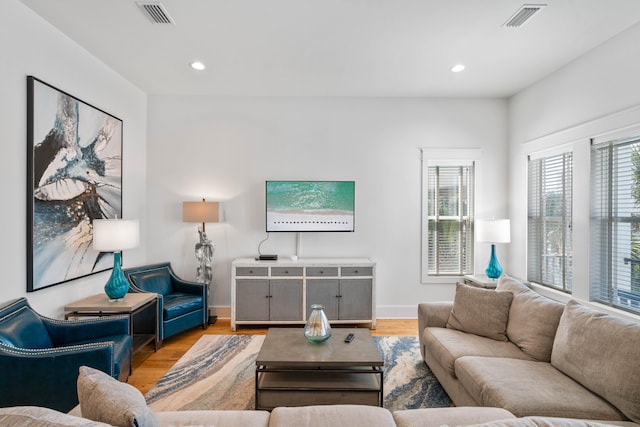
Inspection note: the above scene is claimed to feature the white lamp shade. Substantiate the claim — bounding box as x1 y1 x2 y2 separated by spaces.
92 219 140 252
183 201 219 223
476 219 511 243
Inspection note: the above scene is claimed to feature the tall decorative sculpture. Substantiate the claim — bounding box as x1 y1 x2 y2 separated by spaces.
195 227 214 284
182 199 219 285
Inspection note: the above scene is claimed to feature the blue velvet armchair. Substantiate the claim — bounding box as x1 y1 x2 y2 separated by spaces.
124 262 208 343
0 297 132 413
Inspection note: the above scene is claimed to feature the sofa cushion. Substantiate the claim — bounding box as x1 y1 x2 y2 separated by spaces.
455 356 626 421
0 306 53 348
156 410 271 427
465 417 626 427
77 366 159 427
269 405 396 427
0 406 112 427
162 293 203 320
423 327 534 378
497 275 564 362
446 283 513 341
551 300 640 423
393 406 516 427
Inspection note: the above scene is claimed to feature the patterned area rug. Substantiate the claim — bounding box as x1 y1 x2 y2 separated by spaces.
145 334 452 412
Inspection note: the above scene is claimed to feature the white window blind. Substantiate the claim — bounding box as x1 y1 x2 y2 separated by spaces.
527 152 573 292
426 163 474 276
591 135 640 314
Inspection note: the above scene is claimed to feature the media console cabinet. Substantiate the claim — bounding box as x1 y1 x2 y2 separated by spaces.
231 257 376 331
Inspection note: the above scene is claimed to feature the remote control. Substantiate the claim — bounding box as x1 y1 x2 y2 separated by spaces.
344 333 355 343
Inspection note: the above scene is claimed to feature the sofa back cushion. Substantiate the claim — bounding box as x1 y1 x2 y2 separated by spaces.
129 269 173 295
496 275 530 294
446 283 513 341
0 306 52 348
497 275 565 362
551 300 640 423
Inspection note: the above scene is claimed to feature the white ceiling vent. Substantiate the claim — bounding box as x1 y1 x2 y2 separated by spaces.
503 4 547 28
137 2 175 24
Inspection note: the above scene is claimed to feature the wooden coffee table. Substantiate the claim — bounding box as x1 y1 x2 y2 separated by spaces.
255 328 384 410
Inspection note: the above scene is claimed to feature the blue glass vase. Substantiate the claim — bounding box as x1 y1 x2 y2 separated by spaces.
484 244 503 279
104 252 129 301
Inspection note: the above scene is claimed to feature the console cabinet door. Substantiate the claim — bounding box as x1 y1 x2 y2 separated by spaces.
339 279 372 320
269 279 303 321
306 279 339 320
236 279 269 321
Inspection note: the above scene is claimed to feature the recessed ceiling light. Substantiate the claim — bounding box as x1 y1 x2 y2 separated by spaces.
450 64 465 73
190 61 206 71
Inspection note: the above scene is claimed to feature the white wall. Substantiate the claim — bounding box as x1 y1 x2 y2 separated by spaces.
147 96 508 318
508 21 640 313
0 0 148 317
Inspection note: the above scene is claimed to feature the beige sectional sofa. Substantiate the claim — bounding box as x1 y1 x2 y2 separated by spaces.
3 404 638 427
2 279 639 427
419 276 640 424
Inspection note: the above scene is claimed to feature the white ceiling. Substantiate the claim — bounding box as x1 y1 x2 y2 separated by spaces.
20 0 640 98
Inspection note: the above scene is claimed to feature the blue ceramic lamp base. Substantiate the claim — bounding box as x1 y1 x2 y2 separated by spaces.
104 252 130 301
484 244 503 279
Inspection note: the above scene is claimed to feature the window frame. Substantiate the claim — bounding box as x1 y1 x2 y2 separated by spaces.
527 148 574 293
421 148 481 284
590 134 640 315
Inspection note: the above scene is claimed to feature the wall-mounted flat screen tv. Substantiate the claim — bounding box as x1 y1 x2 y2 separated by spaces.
266 181 355 232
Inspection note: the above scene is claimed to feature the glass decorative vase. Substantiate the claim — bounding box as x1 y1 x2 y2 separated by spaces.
304 304 332 344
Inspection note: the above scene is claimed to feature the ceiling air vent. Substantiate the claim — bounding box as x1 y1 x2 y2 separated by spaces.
137 2 175 24
503 4 547 28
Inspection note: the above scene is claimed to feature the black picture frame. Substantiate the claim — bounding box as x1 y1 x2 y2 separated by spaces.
27 76 123 292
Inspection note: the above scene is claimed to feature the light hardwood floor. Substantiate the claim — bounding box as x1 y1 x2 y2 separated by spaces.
128 318 418 394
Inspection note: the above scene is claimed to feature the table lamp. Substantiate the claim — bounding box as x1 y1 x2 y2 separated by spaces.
475 219 510 279
92 218 140 301
183 199 219 284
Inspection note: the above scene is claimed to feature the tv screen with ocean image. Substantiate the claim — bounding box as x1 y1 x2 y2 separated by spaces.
266 181 355 232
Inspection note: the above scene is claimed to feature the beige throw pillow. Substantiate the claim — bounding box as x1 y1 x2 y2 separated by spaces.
446 283 513 341
497 275 564 362
77 366 159 427
551 300 640 423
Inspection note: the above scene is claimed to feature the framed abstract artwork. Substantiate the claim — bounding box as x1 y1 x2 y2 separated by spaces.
27 76 123 291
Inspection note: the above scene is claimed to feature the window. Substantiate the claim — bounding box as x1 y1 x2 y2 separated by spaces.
527 151 573 292
422 156 475 282
591 134 640 314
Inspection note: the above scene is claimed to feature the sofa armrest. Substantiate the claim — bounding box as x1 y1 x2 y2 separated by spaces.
418 302 453 359
418 302 453 331
0 342 115 412
43 315 130 346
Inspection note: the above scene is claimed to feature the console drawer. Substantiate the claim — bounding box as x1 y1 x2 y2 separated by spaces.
271 267 303 277
306 267 339 277
236 267 268 276
341 267 373 276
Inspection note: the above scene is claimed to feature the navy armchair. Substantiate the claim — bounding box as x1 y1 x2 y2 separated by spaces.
0 297 132 413
124 262 208 343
